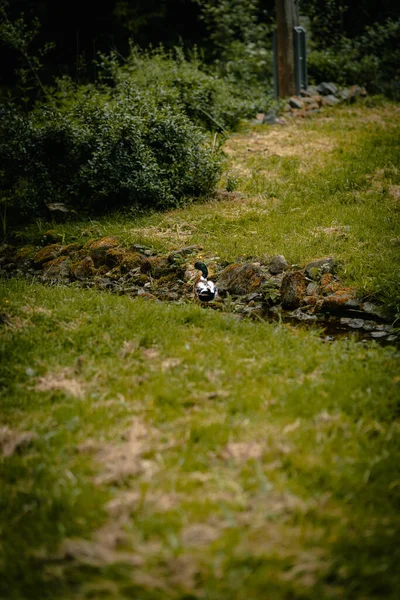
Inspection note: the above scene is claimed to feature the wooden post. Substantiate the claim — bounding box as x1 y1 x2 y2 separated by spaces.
275 0 299 98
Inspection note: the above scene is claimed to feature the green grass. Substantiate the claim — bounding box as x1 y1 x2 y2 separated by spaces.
1 278 400 599
13 99 400 314
2 101 400 599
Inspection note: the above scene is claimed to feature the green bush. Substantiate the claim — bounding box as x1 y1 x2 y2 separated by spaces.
0 90 222 219
105 45 273 132
308 19 400 98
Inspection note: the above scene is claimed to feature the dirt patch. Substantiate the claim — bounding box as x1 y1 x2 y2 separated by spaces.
0 426 38 456
221 441 264 462
90 417 160 485
35 369 85 398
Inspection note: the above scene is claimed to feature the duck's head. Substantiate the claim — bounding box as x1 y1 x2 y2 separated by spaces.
194 261 208 279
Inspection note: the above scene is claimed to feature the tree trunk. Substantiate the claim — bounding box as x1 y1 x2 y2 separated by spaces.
275 0 300 98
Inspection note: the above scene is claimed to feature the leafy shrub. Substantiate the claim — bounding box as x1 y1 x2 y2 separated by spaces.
0 90 222 219
103 45 273 132
194 0 274 89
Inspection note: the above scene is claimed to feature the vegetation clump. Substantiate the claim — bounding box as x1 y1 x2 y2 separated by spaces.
0 88 222 219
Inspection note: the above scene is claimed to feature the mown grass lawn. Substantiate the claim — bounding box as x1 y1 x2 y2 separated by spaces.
1 99 400 599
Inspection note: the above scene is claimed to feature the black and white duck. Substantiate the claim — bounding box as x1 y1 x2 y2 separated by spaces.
193 261 217 303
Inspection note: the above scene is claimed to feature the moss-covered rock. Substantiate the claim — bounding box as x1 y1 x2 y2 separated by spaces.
84 237 120 267
280 271 307 308
33 244 62 265
140 256 171 279
42 256 71 280
217 263 266 296
59 243 83 257
71 256 95 280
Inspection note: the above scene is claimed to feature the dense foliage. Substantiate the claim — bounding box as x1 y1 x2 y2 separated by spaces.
1 0 399 222
0 88 222 218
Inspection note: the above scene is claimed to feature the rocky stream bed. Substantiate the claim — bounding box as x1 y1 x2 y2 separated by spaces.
1 235 398 346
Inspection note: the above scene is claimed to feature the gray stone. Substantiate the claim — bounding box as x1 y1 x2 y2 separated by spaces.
322 95 341 107
263 110 278 125
290 308 318 321
305 257 336 279
370 331 389 338
280 271 307 308
339 88 350 101
288 97 304 109
317 82 338 96
306 282 319 295
360 302 387 320
301 85 319 97
268 255 289 275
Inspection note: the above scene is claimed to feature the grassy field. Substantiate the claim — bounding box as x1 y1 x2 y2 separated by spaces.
1 99 400 599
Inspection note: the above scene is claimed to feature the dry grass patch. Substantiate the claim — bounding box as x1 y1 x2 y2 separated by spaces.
35 369 85 398
0 426 38 457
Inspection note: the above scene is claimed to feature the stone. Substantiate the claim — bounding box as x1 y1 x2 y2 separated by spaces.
263 110 278 125
320 291 358 313
42 256 71 280
339 88 351 101
140 256 171 279
59 243 83 256
45 203 74 223
288 97 304 109
349 85 366 102
300 85 319 97
71 256 94 280
33 244 62 265
306 282 319 295
370 331 389 338
280 271 307 308
317 82 338 96
305 257 336 279
360 302 387 320
340 318 365 329
267 255 289 275
217 263 266 296
85 237 120 267
321 94 341 107
167 246 201 263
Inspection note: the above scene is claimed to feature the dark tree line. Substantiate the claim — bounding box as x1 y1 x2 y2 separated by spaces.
1 0 399 88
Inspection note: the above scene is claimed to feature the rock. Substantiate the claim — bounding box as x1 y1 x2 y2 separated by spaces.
322 95 341 107
71 256 94 280
140 256 171 279
370 331 389 338
59 242 83 257
42 229 64 243
290 308 318 322
320 291 358 313
360 302 387 321
45 203 74 223
267 255 289 275
42 256 71 280
301 85 319 97
263 110 278 124
340 317 365 329
302 97 320 110
217 263 266 296
349 85 366 102
306 282 319 295
289 97 304 109
33 244 62 265
167 246 201 263
305 257 336 279
85 237 120 267
317 82 338 96
280 271 307 308
339 88 351 101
